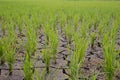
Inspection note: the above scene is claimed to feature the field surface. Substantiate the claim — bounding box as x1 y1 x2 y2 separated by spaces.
0 0 120 80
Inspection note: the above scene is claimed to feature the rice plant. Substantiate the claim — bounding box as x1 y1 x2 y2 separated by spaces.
90 32 96 49
43 23 51 46
5 21 16 75
59 12 67 29
69 31 89 80
0 39 4 65
6 46 16 75
0 35 13 75
0 39 4 75
1 20 7 35
49 29 58 64
23 54 34 80
41 48 51 73
25 21 37 58
102 19 119 80
64 23 74 44
16 14 24 36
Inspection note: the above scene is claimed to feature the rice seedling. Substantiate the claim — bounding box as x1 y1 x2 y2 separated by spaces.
68 31 89 80
41 48 51 73
24 19 36 79
0 35 10 65
23 54 34 80
17 15 24 36
49 29 58 64
69 51 80 80
5 21 16 75
80 20 89 38
73 14 80 30
0 39 4 75
43 23 51 46
102 33 114 80
59 13 67 29
48 14 57 31
102 19 119 80
6 45 16 75
0 34 14 75
0 39 4 65
90 32 96 49
97 21 105 38
64 23 74 44
1 20 7 35
0 24 16 75
25 21 37 58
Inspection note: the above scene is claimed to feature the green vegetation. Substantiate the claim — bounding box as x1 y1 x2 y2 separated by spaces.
0 0 120 80
23 54 34 80
41 48 51 73
102 19 119 80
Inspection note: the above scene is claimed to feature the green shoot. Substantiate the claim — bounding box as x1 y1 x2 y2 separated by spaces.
102 20 119 80
41 48 51 73
90 32 96 49
23 54 34 80
49 29 58 64
69 32 89 80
